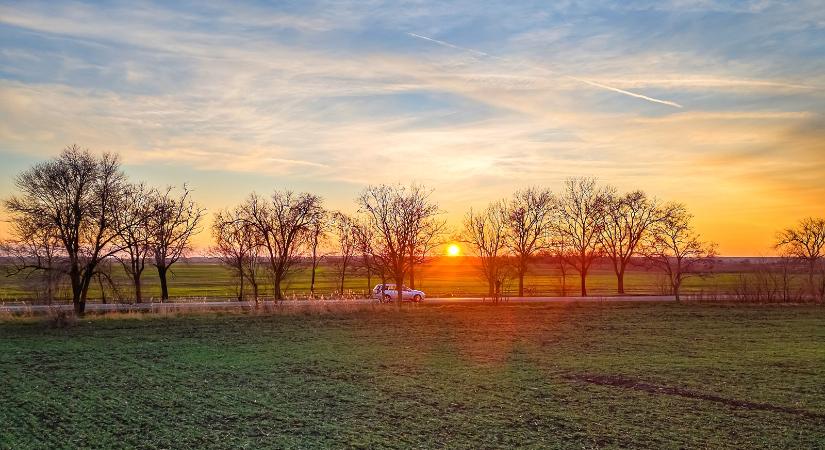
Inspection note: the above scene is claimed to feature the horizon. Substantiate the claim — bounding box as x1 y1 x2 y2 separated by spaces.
2 1 824 256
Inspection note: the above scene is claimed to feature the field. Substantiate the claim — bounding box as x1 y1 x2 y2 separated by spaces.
0 257 770 302
1 302 823 448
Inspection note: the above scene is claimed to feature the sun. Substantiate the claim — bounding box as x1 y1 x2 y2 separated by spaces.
447 244 460 257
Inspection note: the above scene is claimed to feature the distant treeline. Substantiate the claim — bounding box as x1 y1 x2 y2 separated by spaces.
2 146 824 313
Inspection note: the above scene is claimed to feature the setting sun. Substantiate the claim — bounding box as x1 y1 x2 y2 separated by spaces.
447 244 460 257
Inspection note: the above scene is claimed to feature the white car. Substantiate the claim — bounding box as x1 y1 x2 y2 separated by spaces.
372 284 426 302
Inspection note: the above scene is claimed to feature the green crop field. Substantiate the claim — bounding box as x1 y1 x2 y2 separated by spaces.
0 257 760 302
0 302 823 448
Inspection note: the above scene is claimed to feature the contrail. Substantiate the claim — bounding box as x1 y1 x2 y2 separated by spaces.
406 32 683 109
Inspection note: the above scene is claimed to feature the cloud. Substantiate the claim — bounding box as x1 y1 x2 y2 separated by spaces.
1 0 823 255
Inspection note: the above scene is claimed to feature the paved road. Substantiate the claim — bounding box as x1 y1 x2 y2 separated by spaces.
0 295 679 314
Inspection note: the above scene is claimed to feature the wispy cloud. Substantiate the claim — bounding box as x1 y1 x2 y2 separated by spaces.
406 31 684 108
0 0 823 254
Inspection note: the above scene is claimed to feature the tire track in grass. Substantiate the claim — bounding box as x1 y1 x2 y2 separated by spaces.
568 373 825 421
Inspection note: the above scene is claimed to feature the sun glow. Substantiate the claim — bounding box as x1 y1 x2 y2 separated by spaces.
447 244 461 256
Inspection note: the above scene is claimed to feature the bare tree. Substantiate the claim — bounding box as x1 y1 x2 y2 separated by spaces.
212 206 263 302
3 145 131 314
504 187 555 296
0 217 64 303
599 189 662 295
149 185 205 301
408 215 447 290
642 203 716 301
461 200 510 301
357 184 440 303
113 182 155 303
307 211 329 298
331 212 358 295
553 177 606 297
239 191 325 300
775 217 825 298
353 217 379 295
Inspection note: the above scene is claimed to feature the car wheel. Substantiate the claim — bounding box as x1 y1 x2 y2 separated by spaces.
383 294 391 302
413 294 422 302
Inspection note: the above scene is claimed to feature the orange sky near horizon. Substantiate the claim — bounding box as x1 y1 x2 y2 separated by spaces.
0 1 823 257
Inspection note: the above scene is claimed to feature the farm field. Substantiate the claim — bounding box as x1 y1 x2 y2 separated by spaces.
0 302 823 448
0 257 765 302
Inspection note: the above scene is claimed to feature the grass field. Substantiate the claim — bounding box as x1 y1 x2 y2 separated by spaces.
0 257 763 302
1 302 823 448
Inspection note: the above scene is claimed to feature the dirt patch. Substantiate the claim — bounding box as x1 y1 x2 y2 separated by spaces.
568 373 825 421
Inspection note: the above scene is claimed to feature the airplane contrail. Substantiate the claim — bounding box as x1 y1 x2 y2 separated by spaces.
406 32 683 109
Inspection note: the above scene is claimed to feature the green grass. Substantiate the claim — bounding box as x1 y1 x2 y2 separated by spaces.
1 257 756 302
1 302 823 448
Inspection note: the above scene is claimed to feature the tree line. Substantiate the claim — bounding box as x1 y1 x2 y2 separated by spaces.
459 178 718 301
3 146 824 313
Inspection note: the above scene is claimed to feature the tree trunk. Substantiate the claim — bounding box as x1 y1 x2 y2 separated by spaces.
396 275 404 303
273 272 283 300
673 277 681 301
408 253 415 290
310 261 317 297
518 266 525 297
238 270 245 301
339 261 347 296
77 274 92 315
158 265 170 301
134 273 143 303
617 266 626 295
580 269 587 297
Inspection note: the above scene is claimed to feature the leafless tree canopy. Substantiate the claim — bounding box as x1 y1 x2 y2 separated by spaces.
113 182 155 303
642 203 717 301
553 177 607 297
599 189 663 294
504 187 555 296
3 145 132 313
150 185 205 301
775 217 825 296
330 211 358 295
212 206 263 302
352 216 380 294
461 200 510 300
357 184 441 302
239 191 325 300
0 214 65 303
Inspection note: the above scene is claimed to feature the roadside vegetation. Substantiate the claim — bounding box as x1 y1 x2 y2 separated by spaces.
3 146 824 309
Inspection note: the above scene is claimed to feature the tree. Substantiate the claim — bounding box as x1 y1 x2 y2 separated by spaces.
307 211 329 298
461 200 510 301
643 203 716 301
408 213 447 291
113 183 155 303
240 191 325 300
775 217 825 297
330 212 358 295
353 217 379 295
3 145 131 314
504 187 555 296
149 185 205 301
599 189 662 294
0 216 64 304
553 177 606 297
357 184 440 303
212 206 263 302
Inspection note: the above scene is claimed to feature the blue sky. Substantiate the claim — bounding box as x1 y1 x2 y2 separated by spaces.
1 0 824 254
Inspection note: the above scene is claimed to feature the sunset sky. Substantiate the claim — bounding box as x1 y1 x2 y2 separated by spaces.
1 0 823 255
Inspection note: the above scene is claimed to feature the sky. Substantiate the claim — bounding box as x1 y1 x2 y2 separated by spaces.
0 0 823 255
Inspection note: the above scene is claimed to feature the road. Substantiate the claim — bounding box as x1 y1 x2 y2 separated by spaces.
0 295 679 314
